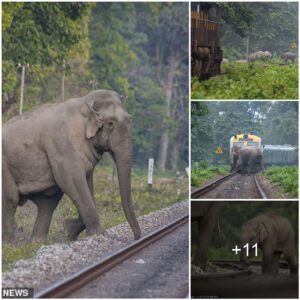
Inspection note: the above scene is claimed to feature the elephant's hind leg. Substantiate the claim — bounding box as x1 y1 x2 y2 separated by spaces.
284 251 298 275
30 190 63 243
2 169 19 243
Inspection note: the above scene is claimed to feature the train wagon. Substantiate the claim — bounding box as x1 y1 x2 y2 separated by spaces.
191 2 223 80
263 145 298 165
229 134 262 164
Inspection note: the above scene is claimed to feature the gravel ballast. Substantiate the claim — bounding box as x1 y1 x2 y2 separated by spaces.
2 200 188 290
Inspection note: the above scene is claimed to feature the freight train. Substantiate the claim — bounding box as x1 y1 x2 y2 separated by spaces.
191 2 223 80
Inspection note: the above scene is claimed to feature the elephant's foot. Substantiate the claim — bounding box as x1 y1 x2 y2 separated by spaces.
64 219 86 241
86 227 104 237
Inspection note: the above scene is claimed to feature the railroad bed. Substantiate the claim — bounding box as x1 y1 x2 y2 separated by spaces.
191 173 268 199
191 259 298 298
3 200 188 298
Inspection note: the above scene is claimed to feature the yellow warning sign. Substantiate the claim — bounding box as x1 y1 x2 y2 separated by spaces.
215 147 223 155
291 42 297 49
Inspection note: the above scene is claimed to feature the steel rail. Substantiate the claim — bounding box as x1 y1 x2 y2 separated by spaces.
253 175 268 199
191 173 236 199
210 259 289 269
34 214 188 298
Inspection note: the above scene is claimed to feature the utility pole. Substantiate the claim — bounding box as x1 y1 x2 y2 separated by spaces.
61 59 65 102
246 34 250 62
18 63 29 114
90 79 97 91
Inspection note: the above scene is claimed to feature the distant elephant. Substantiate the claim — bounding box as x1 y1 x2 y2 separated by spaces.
231 146 264 175
249 51 271 62
249 51 264 62
240 212 297 275
264 51 272 60
2 90 141 243
281 52 296 64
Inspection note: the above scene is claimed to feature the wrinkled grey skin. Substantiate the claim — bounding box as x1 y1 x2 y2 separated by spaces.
240 212 297 275
231 147 264 175
281 52 296 63
3 90 141 243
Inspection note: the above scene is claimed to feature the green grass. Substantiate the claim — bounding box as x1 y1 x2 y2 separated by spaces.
191 162 230 187
3 164 188 270
262 166 298 197
191 60 298 99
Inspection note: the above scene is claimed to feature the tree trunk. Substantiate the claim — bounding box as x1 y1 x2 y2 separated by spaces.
157 50 180 172
171 137 180 171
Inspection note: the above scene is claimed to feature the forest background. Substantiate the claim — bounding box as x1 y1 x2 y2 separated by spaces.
220 2 298 59
2 2 188 173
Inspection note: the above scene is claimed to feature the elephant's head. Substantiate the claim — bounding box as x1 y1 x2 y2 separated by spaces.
84 90 141 240
231 146 241 172
240 221 268 266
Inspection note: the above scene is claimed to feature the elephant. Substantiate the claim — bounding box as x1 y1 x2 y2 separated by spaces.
192 47 212 79
231 146 264 175
191 201 224 269
249 51 272 62
240 212 297 275
264 51 272 59
2 90 141 243
281 52 296 64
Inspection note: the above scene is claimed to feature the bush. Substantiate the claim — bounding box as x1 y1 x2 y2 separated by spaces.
191 61 298 100
263 166 298 197
191 162 230 187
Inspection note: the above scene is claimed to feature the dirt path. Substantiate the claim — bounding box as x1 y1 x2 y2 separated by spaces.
197 174 261 199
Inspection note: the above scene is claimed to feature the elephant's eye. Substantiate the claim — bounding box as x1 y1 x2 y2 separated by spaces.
108 121 114 128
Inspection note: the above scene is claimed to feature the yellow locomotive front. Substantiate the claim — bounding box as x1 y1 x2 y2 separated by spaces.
229 134 262 163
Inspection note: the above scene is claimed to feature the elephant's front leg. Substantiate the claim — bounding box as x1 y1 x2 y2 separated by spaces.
269 252 282 275
64 173 97 240
262 247 275 274
54 163 101 236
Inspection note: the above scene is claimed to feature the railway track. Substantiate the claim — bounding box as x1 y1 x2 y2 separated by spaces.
191 173 268 199
34 214 188 298
192 259 297 298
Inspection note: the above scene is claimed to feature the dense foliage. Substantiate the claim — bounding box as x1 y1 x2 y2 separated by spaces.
191 61 298 100
263 166 298 197
191 202 298 260
191 163 229 187
220 2 298 60
2 3 188 171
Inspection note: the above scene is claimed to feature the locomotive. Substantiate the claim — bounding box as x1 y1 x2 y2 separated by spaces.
229 134 262 164
229 134 297 166
191 2 223 80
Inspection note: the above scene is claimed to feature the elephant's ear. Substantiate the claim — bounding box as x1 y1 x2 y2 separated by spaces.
259 223 268 242
86 113 104 139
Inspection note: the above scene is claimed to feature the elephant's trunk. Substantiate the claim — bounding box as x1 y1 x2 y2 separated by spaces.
114 149 141 240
